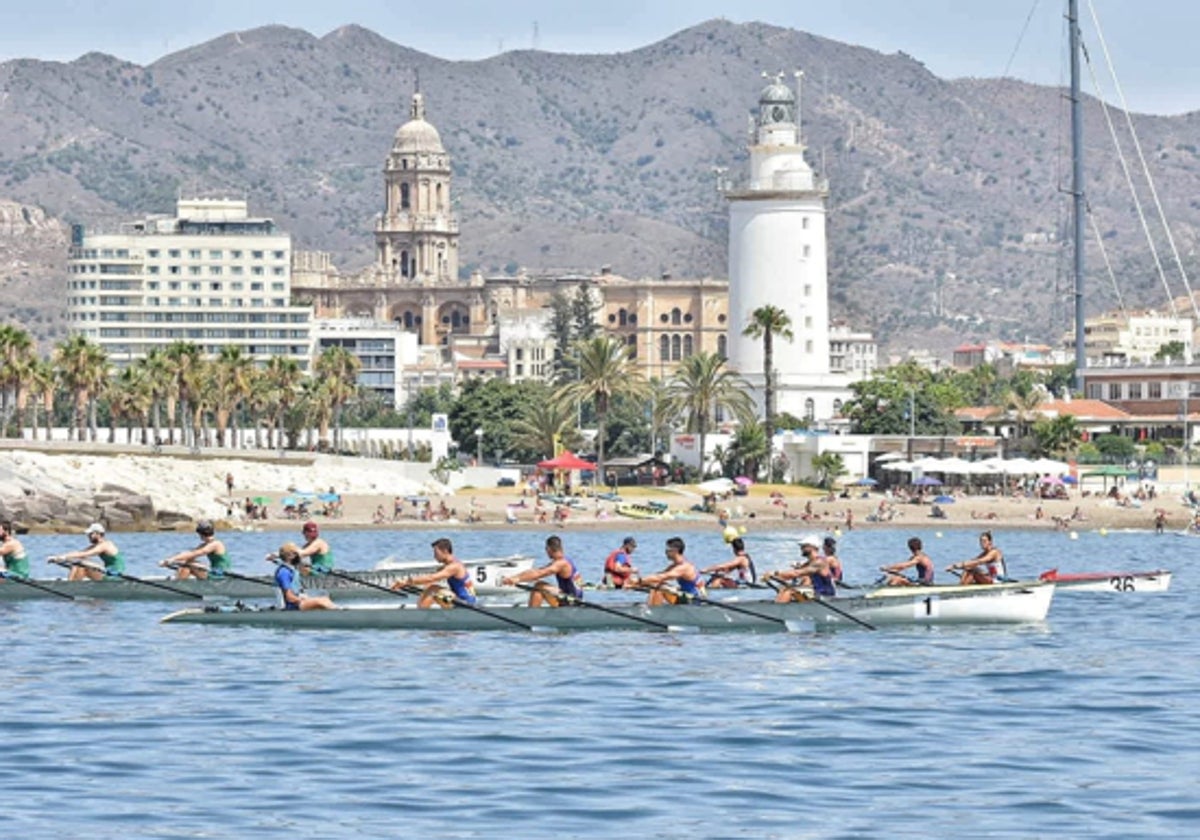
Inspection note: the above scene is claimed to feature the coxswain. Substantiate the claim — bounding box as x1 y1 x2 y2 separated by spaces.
392 537 478 608
603 536 638 589
502 535 584 607
269 542 335 610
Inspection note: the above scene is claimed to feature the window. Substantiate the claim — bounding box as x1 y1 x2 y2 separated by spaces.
273 251 285 260
400 183 411 210
671 308 682 326
1087 383 1103 399
168 249 181 258
1108 383 1122 400
618 309 627 326
232 266 244 276
1128 382 1142 399
189 249 201 259
188 266 201 276
682 335 693 357
802 217 809 230
626 333 637 359
717 335 727 358
832 399 843 414
148 249 160 258
803 245 811 258
804 398 815 421
148 266 160 275
660 334 670 362
1148 382 1162 399
210 266 222 276
231 250 243 259
671 334 681 361
252 250 264 260
209 250 223 259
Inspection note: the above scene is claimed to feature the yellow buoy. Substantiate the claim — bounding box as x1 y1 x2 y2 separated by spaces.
935 532 943 538
738 525 747 535
833 528 842 538
1069 531 1079 540
722 526 738 543
1099 528 1108 537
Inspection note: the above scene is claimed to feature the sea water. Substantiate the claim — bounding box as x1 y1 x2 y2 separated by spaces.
0 526 1195 838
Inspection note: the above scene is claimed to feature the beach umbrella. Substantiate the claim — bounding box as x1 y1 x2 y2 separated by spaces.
875 452 907 462
1031 458 1070 476
935 457 975 475
251 496 269 504
881 460 914 471
698 477 735 494
913 476 942 486
281 496 298 506
1062 476 1078 484
933 495 955 504
318 493 340 502
1037 475 1064 486
734 476 754 486
853 477 879 486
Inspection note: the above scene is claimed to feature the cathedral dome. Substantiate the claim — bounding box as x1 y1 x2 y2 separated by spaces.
392 92 445 154
758 81 795 105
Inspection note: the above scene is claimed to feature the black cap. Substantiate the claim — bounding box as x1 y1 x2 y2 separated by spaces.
623 537 637 547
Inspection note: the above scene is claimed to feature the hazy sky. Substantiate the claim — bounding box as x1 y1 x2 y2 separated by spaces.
1 1 1197 115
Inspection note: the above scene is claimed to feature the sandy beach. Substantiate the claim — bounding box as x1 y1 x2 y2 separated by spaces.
1 444 1191 536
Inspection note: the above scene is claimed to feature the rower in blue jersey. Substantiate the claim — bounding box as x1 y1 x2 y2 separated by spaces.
270 542 336 611
502 535 583 607
393 537 478 608
767 536 837 601
628 536 702 606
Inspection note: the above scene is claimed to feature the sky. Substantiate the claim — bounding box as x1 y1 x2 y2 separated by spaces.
1 0 1198 115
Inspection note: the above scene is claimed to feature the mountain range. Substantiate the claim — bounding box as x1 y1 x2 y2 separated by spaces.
2 18 1199 356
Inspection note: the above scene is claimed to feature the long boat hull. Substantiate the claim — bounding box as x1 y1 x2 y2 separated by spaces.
161 580 1055 631
0 556 533 602
1038 568 1171 593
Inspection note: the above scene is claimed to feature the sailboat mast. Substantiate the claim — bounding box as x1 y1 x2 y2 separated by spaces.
1070 0 1086 391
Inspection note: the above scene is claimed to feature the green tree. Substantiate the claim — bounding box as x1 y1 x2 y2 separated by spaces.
1094 434 1136 461
1154 340 1186 361
665 351 755 478
557 336 648 480
313 346 362 451
723 421 768 480
811 452 847 489
742 305 794 452
508 392 583 462
1032 414 1081 458
52 334 108 441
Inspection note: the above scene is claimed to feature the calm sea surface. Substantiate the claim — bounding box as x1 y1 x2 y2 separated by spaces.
0 525 1196 838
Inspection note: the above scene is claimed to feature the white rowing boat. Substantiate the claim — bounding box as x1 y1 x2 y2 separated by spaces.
0 555 533 602
1038 568 1172 593
160 580 1056 631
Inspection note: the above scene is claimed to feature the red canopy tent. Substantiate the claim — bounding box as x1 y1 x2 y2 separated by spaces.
537 453 594 471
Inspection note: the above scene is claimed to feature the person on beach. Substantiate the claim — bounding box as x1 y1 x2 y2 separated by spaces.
502 535 584 607
947 530 1007 584
392 537 477 608
880 537 935 586
767 536 836 601
160 520 232 580
603 536 639 589
701 537 756 589
225 472 234 496
628 536 702 606
296 521 334 574
50 523 125 581
270 542 335 611
0 520 30 580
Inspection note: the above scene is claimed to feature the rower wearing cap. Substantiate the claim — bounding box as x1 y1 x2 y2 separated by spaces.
296 521 334 574
767 536 835 601
160 520 231 580
502 535 584 607
603 536 639 589
270 542 336 610
881 537 935 586
701 536 757 589
0 520 29 580
51 523 125 581
628 536 702 606
392 537 477 608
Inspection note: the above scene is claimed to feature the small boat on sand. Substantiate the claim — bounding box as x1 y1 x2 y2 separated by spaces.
615 501 671 520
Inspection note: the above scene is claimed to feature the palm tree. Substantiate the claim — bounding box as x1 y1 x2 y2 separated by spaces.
556 336 648 480
666 351 755 478
164 341 203 446
811 452 847 489
211 346 254 448
52 335 108 441
1034 414 1082 459
313 346 362 451
509 394 582 460
24 358 56 441
742 305 793 452
243 367 271 450
1006 387 1045 440
136 349 174 447
0 325 34 437
264 356 303 450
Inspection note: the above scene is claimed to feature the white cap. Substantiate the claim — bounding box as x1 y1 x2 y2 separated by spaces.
799 535 821 549
85 522 105 536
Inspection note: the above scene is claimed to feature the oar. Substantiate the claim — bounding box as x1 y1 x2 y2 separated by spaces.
397 582 555 633
310 566 423 599
632 582 799 630
511 582 695 633
50 556 210 600
763 575 877 631
162 559 276 590
0 570 78 600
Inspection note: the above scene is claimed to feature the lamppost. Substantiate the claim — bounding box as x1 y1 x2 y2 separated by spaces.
474 427 483 466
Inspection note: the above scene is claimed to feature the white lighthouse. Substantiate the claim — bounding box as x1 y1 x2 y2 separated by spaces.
726 73 849 424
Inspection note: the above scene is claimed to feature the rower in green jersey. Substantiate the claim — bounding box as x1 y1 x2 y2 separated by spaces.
160 520 232 580
52 522 126 581
0 520 30 579
297 521 334 574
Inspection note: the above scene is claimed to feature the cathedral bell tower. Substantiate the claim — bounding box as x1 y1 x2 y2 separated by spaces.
376 92 460 283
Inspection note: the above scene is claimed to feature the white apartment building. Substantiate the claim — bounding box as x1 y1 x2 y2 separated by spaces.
312 319 419 410
829 321 878 381
66 197 313 368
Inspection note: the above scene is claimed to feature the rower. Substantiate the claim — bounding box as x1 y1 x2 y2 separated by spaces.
701 537 756 589
628 536 701 606
822 536 844 585
296 521 334 574
269 542 335 610
880 537 935 586
160 520 231 579
767 536 835 602
49 523 125 581
602 536 638 589
0 520 29 580
948 530 1006 584
502 535 584 607
393 537 477 608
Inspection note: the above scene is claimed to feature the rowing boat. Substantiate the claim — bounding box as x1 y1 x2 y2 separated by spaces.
0 555 533 602
160 580 1055 630
615 501 671 520
1038 568 1172 593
